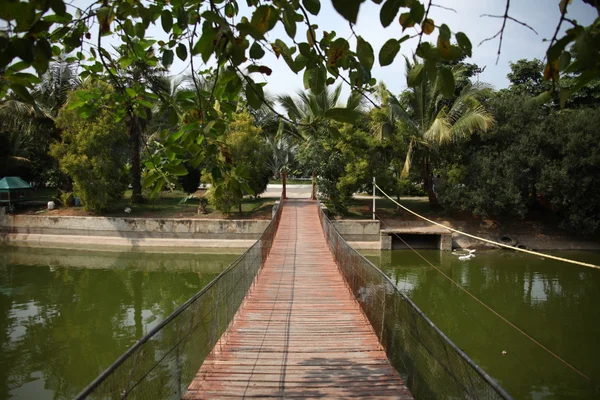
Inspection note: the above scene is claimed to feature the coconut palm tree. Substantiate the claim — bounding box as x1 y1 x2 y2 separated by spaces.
277 85 365 198
278 84 365 141
383 57 495 206
0 61 79 181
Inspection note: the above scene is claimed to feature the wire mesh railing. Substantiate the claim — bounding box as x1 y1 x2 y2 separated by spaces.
75 198 284 400
317 204 512 400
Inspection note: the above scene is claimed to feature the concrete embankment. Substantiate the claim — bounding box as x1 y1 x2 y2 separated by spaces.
330 218 600 251
2 213 597 252
0 214 269 250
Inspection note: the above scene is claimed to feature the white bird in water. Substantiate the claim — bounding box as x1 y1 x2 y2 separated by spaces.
454 249 476 260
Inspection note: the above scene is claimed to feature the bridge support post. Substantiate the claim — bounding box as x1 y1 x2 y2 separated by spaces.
372 177 376 220
380 232 392 250
282 170 287 200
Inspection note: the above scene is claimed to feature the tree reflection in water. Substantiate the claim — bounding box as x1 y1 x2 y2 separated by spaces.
0 246 240 400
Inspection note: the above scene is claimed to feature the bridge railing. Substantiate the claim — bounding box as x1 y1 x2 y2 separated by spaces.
75 197 284 400
318 204 512 400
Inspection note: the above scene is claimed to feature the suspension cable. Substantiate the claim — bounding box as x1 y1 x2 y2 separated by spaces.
374 184 600 270
375 212 592 382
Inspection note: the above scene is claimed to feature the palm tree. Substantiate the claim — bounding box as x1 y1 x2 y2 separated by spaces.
277 85 365 199
0 61 79 181
278 84 365 140
265 135 297 180
383 57 495 206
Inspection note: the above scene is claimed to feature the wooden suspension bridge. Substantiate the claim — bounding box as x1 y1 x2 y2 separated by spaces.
184 199 413 399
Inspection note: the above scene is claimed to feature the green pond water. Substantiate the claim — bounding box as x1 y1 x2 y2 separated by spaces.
2 245 600 400
366 249 600 400
0 246 241 400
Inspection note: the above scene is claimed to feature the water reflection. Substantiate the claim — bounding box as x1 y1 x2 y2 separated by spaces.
0 245 240 400
366 250 600 399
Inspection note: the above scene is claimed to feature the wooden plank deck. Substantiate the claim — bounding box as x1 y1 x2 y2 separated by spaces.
185 199 412 399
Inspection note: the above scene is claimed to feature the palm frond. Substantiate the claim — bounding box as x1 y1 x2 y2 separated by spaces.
400 138 416 178
277 94 304 121
424 108 453 144
448 106 495 139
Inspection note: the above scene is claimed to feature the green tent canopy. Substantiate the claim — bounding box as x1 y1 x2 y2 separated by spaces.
0 176 32 192
0 177 32 206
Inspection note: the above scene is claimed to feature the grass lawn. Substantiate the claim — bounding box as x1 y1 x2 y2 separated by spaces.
19 188 276 219
324 196 443 221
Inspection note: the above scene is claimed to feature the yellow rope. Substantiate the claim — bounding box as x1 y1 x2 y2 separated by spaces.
374 184 600 270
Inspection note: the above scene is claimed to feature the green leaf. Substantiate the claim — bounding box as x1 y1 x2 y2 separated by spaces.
66 98 87 110
50 0 67 16
407 63 424 87
379 39 400 66
325 107 361 124
162 49 174 67
438 67 455 98
245 78 264 109
356 36 374 71
455 32 472 57
332 0 362 24
303 65 326 94
439 24 451 41
409 1 425 24
303 0 321 15
166 164 188 176
250 41 265 59
559 51 571 71
176 43 187 61
11 84 34 103
251 5 278 35
143 171 161 190
283 9 297 39
380 0 402 28
161 10 173 33
548 36 571 62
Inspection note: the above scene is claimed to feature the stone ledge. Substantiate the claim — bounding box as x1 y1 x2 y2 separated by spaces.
1 233 255 250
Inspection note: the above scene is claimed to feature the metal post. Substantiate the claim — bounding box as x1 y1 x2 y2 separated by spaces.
372 177 376 220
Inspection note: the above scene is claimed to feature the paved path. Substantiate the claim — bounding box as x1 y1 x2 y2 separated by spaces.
185 199 412 399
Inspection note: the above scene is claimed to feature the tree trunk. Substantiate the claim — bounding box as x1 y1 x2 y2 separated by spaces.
282 169 287 200
311 172 316 200
422 157 440 208
129 115 144 204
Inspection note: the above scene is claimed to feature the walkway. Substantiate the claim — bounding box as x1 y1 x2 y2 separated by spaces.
185 199 412 399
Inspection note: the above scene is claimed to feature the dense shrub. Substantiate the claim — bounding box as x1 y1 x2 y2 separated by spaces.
207 112 271 214
436 92 600 234
50 90 128 213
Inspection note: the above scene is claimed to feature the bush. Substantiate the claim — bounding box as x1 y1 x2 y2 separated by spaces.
207 112 271 214
50 90 128 213
435 92 600 234
227 112 271 197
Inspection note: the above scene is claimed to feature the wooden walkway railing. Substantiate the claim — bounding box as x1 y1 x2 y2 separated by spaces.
184 199 412 399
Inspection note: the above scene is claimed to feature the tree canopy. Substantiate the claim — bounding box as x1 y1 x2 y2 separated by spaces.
1 0 599 196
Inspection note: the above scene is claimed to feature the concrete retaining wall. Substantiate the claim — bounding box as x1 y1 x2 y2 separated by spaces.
0 215 269 240
331 220 380 242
